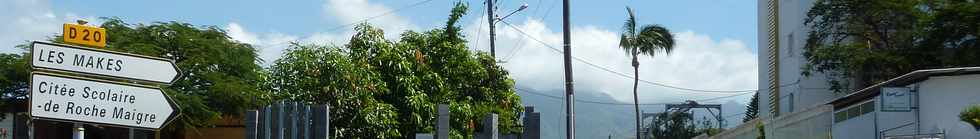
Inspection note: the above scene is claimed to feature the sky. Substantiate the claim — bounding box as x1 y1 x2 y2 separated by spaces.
1 0 759 138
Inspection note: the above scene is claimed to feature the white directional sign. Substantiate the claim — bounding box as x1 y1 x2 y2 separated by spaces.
30 72 178 129
31 41 180 84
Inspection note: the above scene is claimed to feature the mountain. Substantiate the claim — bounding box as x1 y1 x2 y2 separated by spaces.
516 87 749 139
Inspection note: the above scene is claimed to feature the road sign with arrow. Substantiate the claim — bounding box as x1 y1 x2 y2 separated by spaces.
31 41 180 84
30 72 178 129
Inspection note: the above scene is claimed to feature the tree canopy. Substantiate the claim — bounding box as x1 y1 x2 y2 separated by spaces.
265 2 522 138
0 1 522 138
803 0 979 93
645 112 717 139
98 18 270 131
0 17 269 132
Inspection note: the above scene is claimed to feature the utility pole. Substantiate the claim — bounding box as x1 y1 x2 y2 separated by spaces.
486 0 497 57
562 0 575 139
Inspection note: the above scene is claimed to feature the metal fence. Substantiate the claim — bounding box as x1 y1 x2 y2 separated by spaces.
245 101 329 139
243 103 541 139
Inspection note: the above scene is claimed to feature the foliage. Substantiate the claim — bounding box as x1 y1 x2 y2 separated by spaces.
960 104 980 131
266 2 522 138
744 92 760 122
0 18 269 133
646 112 715 139
756 124 765 139
97 18 269 132
620 6 676 139
803 0 980 93
266 44 401 138
0 52 29 121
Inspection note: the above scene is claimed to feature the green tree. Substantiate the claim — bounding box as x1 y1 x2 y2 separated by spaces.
803 0 979 93
744 92 759 122
96 18 269 132
960 105 980 131
756 124 765 139
647 113 706 139
0 52 29 121
267 2 522 138
0 18 268 134
266 43 402 138
619 6 676 139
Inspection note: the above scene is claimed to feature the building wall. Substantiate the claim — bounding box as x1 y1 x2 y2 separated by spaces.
757 0 772 120
758 0 834 120
832 113 875 139
765 105 832 139
183 116 246 139
829 74 980 139
699 119 762 139
918 74 980 138
831 100 876 139
875 89 916 137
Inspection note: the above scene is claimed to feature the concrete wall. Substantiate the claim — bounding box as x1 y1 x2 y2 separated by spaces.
697 119 762 139
831 100 876 139
766 105 831 139
706 105 831 139
918 74 980 138
874 93 916 137
184 116 246 139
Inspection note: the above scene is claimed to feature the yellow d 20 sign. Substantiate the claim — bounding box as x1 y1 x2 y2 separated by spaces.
63 23 107 48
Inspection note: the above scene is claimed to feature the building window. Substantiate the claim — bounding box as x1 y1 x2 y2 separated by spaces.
780 93 795 114
788 93 795 113
834 110 847 123
860 101 875 115
787 33 795 57
834 100 876 123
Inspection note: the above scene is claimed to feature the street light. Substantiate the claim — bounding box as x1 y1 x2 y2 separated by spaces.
496 3 529 23
489 2 528 63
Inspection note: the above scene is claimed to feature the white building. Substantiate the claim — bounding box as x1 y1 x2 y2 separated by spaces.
696 0 849 138
756 0 836 121
701 0 980 138
829 67 980 139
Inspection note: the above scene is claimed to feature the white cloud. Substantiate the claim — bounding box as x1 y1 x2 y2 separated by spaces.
224 22 300 65
226 0 417 65
0 0 98 54
463 18 759 104
323 0 416 39
224 23 353 66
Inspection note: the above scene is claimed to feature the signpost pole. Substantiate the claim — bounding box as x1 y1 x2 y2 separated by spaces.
73 123 84 139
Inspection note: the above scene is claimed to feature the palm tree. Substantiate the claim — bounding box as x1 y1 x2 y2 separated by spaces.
620 6 675 139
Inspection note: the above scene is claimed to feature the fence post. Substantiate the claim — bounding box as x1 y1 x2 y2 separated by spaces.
259 106 269 139
312 105 330 139
289 102 297 139
299 104 309 139
246 110 259 139
436 104 450 139
15 113 29 139
272 102 282 139
523 106 540 139
482 113 499 139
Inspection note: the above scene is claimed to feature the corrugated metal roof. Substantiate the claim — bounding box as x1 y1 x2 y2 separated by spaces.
827 67 980 109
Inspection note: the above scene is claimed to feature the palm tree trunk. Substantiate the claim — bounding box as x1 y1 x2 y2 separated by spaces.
632 55 642 139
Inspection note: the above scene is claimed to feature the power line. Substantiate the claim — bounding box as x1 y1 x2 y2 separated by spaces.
498 20 761 94
515 87 752 106
475 0 487 51
325 0 435 32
